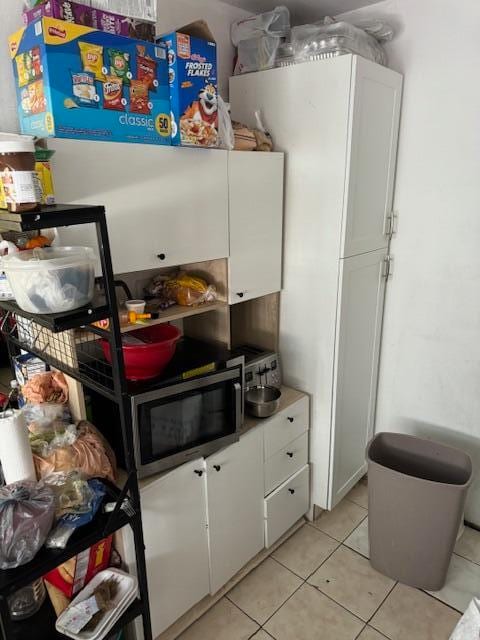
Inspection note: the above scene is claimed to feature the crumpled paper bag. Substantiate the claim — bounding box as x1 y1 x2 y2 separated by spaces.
450 598 480 639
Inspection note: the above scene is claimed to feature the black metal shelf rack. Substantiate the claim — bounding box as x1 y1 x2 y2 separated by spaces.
0 205 153 640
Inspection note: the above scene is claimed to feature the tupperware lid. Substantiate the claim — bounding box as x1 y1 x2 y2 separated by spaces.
2 246 95 270
0 133 35 154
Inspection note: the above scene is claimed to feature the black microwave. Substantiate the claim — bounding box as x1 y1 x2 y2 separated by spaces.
89 338 244 478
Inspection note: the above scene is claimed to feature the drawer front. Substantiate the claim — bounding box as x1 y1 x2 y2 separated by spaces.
264 397 309 459
265 432 309 496
264 465 310 548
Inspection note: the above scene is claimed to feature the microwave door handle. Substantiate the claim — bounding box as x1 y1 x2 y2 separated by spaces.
234 382 243 430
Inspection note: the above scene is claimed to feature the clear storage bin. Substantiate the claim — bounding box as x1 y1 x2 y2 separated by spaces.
2 246 95 314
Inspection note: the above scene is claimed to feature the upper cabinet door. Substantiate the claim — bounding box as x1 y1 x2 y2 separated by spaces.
341 57 403 258
206 427 265 594
50 140 230 274
328 248 388 509
228 151 284 304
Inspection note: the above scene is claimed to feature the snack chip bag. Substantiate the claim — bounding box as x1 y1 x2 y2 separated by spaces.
78 41 104 81
27 80 46 115
71 71 98 107
107 48 130 85
136 49 157 91
103 75 124 111
129 79 150 114
15 47 42 87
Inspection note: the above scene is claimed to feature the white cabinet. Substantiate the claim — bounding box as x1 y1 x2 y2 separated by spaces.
231 54 402 510
228 151 284 304
206 427 264 594
49 140 230 274
125 459 210 639
329 249 387 505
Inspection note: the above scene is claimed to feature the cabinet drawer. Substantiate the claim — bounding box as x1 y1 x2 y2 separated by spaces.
264 397 309 459
265 432 308 496
264 465 310 548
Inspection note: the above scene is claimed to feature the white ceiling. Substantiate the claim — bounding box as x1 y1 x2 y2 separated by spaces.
220 0 381 23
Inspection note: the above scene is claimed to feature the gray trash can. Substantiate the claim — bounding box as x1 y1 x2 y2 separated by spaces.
367 432 473 591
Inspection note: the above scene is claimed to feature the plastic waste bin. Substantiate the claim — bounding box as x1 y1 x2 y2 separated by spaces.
367 432 473 591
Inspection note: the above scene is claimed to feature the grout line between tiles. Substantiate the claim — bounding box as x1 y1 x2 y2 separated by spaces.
224 594 264 629
418 584 465 614
452 549 480 567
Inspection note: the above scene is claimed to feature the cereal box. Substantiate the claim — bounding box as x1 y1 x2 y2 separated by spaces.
23 0 156 42
9 18 171 145
159 21 218 147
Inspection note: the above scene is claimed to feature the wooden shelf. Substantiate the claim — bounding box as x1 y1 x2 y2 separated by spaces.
120 301 228 333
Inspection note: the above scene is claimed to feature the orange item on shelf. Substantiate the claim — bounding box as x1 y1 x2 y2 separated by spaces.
25 235 50 249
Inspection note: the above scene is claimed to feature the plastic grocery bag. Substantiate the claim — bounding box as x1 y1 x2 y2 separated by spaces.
449 598 480 639
0 481 55 569
217 95 234 150
231 6 290 45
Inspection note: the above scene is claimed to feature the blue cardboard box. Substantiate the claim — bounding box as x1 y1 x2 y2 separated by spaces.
159 21 218 147
9 18 171 145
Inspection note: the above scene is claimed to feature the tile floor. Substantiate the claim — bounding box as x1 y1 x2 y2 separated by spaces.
178 477 480 640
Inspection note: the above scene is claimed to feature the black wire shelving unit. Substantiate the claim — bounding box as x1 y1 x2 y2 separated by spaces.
0 205 152 640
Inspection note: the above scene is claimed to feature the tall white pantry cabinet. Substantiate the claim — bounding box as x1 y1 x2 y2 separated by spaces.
230 54 403 509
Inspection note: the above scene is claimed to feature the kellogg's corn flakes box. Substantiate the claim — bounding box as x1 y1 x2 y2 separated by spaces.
159 21 218 147
9 18 171 145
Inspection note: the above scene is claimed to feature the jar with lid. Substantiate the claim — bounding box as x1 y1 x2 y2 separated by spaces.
0 135 41 212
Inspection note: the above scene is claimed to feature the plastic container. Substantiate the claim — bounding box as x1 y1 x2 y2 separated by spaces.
8 579 46 620
367 432 473 590
2 246 95 314
0 134 41 213
101 324 181 380
55 568 137 640
125 299 146 314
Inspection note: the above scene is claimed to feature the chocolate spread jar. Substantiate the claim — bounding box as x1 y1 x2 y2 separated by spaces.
0 136 41 212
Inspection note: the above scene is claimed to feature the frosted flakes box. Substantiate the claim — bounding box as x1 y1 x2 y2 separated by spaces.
159 21 218 147
9 18 171 145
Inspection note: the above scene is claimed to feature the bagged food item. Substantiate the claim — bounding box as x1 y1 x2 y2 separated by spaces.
136 49 157 90
15 46 42 87
46 478 105 549
130 79 150 114
33 421 117 482
22 371 69 404
71 71 99 108
78 41 105 81
164 272 217 307
217 94 234 150
23 402 71 436
43 471 93 518
107 48 131 85
0 481 55 569
103 76 124 111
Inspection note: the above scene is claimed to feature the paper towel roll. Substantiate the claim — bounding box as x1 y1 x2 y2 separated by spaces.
0 410 36 484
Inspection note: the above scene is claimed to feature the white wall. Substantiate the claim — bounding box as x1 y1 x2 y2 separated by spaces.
337 0 480 525
0 0 24 133
156 0 251 97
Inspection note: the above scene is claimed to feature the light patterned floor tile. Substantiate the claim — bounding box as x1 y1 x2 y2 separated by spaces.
370 583 461 640
251 631 275 639
227 557 302 625
344 516 369 558
308 545 395 621
177 597 259 640
427 553 480 612
310 499 367 542
346 480 369 509
357 626 388 640
264 583 364 640
272 524 339 579
455 526 480 565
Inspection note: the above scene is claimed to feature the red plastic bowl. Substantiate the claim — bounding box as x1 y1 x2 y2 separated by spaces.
101 324 181 381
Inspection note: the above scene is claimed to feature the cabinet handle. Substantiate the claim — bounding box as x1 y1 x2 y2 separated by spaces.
286 452 294 458
236 292 244 298
157 253 166 261
194 469 203 477
288 488 295 495
213 465 221 472
287 417 294 423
